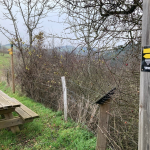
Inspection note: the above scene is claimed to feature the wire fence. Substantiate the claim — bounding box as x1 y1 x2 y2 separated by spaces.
0 43 140 150
2 68 138 149
8 74 138 150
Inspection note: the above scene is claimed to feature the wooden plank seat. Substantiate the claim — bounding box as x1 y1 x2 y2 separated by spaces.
12 98 39 122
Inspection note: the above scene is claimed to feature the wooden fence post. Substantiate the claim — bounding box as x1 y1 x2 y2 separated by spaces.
96 100 111 150
139 1 150 149
61 76 67 121
95 88 116 150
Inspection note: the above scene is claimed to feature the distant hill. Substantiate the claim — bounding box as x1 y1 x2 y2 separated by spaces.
56 45 76 52
1 43 137 60
2 44 98 54
2 43 33 52
2 44 18 51
56 45 98 55
102 42 141 67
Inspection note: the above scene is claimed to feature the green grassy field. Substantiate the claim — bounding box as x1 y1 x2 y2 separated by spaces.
0 82 96 150
0 54 10 76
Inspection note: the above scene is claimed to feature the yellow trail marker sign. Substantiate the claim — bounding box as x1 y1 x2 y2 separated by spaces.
8 48 12 52
142 46 150 72
143 48 150 53
9 51 13 55
143 54 150 59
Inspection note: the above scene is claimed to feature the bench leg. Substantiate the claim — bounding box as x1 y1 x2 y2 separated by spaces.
4 113 20 133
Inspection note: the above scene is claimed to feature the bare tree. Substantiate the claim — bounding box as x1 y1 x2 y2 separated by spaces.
60 0 142 49
63 5 98 77
0 0 59 66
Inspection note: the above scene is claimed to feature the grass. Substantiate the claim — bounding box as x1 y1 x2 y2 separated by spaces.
0 82 96 150
0 54 10 75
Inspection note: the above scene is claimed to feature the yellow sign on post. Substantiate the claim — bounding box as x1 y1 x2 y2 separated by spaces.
142 46 150 71
8 48 13 55
9 51 13 55
143 54 150 59
143 48 150 53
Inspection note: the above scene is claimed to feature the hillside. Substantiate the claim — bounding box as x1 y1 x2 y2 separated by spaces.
0 82 96 150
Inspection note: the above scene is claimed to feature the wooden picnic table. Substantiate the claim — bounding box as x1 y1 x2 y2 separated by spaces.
0 91 21 133
0 90 39 133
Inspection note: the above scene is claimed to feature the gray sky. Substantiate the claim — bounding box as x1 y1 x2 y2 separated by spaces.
0 3 71 46
0 2 124 48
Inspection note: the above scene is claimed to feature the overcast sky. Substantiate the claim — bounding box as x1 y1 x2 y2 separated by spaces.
0 2 124 49
0 3 73 47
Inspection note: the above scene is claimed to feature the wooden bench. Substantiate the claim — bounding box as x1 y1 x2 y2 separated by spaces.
0 90 39 133
12 98 39 122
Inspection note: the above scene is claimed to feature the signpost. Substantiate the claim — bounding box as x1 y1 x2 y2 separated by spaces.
8 44 15 93
138 1 150 149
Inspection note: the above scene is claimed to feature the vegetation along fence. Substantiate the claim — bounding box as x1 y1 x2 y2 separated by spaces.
1 42 140 150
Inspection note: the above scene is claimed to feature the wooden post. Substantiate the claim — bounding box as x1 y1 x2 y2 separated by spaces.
61 76 67 121
11 44 15 93
96 100 110 150
95 88 116 150
139 1 150 149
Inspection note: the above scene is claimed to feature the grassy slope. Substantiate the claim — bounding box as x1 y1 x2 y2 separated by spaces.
0 54 10 76
0 82 96 150
0 53 96 149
